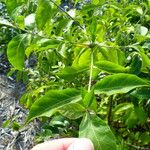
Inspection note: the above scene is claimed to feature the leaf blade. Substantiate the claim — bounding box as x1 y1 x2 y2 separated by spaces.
35 0 52 30
94 73 148 95
79 113 117 150
7 34 29 70
27 88 82 122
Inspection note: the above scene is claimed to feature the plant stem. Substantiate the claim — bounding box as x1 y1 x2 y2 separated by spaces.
50 0 84 30
107 95 113 126
88 49 94 92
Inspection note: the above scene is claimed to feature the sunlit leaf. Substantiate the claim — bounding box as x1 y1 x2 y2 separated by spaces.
27 88 82 122
94 73 148 95
7 34 30 70
35 0 52 30
95 60 127 73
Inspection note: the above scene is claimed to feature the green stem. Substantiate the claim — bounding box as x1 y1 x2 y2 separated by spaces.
88 49 94 92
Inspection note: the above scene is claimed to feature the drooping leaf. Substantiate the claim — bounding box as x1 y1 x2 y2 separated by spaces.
58 103 86 120
57 65 89 80
7 34 30 70
94 73 148 95
35 0 52 30
27 88 82 122
79 113 117 150
95 60 128 73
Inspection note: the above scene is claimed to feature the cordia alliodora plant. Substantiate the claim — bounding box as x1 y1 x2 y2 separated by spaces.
1 0 150 149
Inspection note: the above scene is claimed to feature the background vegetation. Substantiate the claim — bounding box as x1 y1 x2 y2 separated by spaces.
0 0 150 149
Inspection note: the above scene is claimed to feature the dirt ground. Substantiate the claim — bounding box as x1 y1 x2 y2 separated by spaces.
0 75 39 150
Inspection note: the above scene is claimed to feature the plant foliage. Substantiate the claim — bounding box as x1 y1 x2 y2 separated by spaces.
1 0 150 149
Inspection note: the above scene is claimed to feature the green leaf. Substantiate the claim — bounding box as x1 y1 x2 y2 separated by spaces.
82 89 97 111
36 38 61 51
95 60 128 73
94 73 148 95
135 106 147 125
5 0 26 15
57 65 89 80
27 37 61 54
125 110 138 128
130 87 150 100
128 53 142 74
113 103 133 115
92 0 105 5
79 113 117 150
27 88 82 122
55 18 69 35
35 0 52 30
58 103 86 120
89 17 97 42
5 0 17 15
140 52 150 72
15 15 25 29
7 34 30 70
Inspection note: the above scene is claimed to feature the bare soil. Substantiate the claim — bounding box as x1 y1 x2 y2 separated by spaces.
0 75 39 150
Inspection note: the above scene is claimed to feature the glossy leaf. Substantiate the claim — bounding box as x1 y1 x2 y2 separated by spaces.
7 34 29 70
27 88 82 122
79 113 117 150
94 73 148 95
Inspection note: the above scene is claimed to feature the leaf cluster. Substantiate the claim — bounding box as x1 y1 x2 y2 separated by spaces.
1 0 150 149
